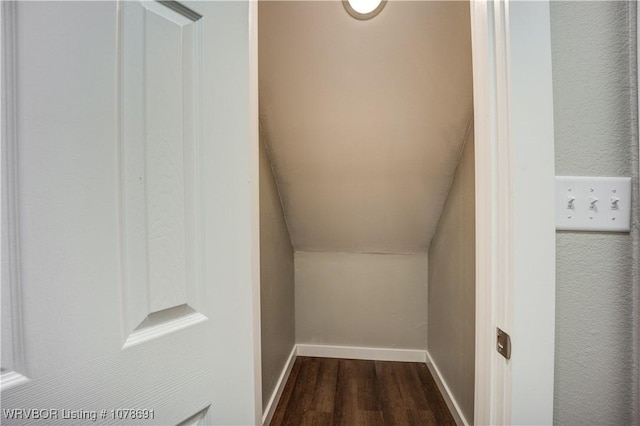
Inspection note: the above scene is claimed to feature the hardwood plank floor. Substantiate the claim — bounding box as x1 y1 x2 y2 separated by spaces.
271 357 457 426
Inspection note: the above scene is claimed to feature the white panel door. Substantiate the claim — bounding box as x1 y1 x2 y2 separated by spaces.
1 1 260 424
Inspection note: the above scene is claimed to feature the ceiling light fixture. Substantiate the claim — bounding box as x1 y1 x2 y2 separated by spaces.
343 0 386 20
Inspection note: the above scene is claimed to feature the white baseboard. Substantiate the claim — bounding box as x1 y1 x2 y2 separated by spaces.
262 346 297 426
425 351 470 426
296 344 427 363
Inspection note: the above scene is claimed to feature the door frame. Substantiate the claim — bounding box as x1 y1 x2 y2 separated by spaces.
247 1 557 424
249 1 262 424
471 1 556 425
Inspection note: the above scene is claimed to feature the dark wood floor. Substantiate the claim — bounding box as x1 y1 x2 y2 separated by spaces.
270 357 457 426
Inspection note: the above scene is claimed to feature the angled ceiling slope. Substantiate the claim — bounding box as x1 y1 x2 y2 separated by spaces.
259 1 473 254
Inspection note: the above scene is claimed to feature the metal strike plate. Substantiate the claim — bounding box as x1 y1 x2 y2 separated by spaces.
497 328 511 360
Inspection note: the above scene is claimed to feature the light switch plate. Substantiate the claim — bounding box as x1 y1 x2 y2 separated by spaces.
555 176 631 232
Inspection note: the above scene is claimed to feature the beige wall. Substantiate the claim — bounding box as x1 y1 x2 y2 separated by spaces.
427 128 475 423
259 134 295 412
259 1 473 255
295 251 428 349
550 2 637 424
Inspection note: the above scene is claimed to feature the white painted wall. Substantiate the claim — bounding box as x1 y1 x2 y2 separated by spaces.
295 251 428 350
259 133 295 412
550 2 637 424
427 126 475 423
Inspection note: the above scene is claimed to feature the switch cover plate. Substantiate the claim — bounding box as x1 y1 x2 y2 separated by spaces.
555 176 631 232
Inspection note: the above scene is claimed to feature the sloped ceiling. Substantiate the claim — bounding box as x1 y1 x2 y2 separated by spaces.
259 0 473 254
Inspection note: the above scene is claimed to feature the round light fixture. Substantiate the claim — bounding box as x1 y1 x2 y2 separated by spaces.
343 0 386 20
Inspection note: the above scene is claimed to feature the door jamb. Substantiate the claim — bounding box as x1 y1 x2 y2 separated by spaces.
249 1 262 424
471 1 556 424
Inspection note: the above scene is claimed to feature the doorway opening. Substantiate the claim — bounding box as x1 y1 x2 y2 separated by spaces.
257 2 475 425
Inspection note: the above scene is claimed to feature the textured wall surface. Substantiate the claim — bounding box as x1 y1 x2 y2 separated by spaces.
550 2 637 424
634 8 640 419
427 128 475 424
259 134 295 411
295 251 428 349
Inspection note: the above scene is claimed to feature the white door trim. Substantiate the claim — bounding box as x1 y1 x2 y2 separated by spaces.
249 1 262 423
471 1 556 424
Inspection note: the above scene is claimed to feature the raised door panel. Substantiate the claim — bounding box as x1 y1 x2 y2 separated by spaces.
120 0 207 348
2 0 209 383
